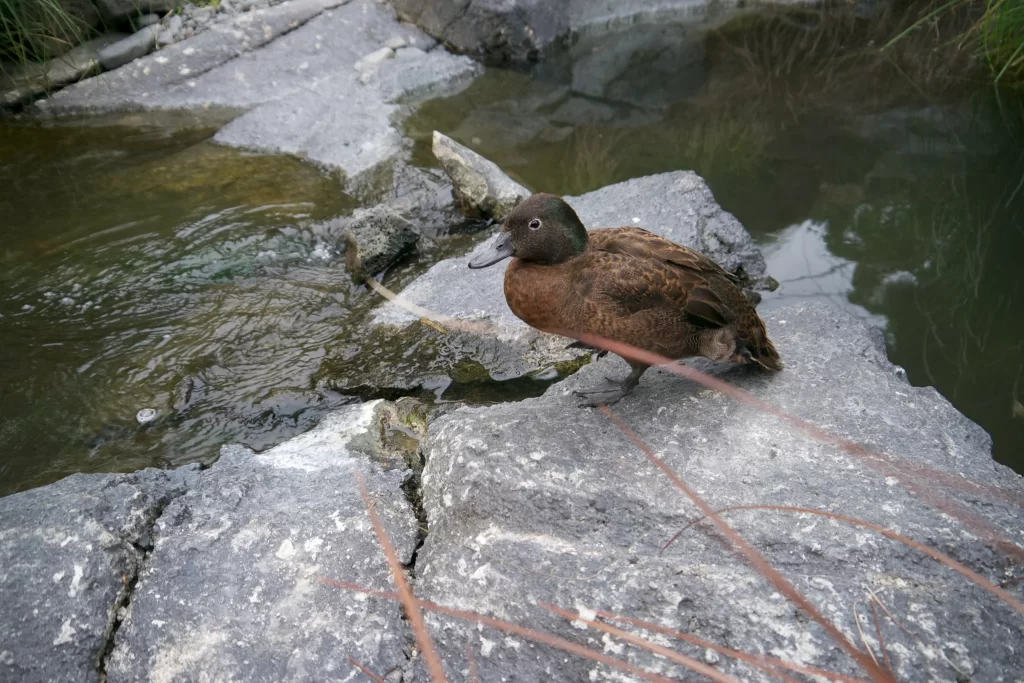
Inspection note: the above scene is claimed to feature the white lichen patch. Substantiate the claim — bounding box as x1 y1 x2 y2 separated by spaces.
53 618 75 646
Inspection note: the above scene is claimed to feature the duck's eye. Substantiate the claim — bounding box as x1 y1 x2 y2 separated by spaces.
529 219 542 230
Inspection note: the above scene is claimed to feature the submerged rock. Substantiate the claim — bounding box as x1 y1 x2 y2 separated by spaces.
343 205 419 282
415 301 1024 681
432 131 530 220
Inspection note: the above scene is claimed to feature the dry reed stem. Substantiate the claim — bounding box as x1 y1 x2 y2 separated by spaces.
662 504 1024 615
599 405 895 682
465 639 479 683
345 656 386 683
318 578 679 683
869 599 894 674
594 609 871 683
539 602 739 683
355 473 448 683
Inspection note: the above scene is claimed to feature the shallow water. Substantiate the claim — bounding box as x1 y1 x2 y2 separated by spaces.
2 6 1022 495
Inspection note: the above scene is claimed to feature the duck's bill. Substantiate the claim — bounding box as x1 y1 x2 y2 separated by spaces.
468 231 514 269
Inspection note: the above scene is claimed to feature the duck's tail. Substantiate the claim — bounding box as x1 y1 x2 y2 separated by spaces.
738 316 783 371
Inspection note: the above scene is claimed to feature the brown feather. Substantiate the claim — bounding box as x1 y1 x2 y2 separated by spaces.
504 226 782 370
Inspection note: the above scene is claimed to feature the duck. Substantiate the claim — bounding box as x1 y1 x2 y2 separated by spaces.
467 192 782 407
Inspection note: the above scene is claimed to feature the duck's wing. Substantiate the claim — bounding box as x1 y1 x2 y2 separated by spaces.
571 250 735 331
588 227 743 286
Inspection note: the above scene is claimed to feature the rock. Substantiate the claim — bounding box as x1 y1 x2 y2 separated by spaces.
97 25 160 71
391 0 569 63
415 302 1024 681
385 36 408 50
135 13 161 28
343 205 419 282
364 171 773 393
355 46 395 72
432 131 530 220
162 12 183 35
0 467 197 682
94 0 180 23
0 36 120 108
103 402 419 682
44 0 479 192
155 29 174 47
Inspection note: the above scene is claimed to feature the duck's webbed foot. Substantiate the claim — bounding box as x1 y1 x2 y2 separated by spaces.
565 340 608 360
573 364 647 408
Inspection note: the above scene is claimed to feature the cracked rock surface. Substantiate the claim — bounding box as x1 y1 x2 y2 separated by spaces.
0 401 419 682
0 467 197 682
103 401 418 681
414 302 1024 681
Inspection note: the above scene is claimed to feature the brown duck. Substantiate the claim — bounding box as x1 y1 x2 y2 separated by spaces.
468 193 782 406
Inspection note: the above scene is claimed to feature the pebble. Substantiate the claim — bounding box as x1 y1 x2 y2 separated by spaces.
60 297 75 306
385 36 407 50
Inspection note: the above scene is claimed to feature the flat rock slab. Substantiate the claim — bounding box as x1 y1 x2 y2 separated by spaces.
40 0 480 188
104 401 419 681
355 171 773 393
391 0 813 63
0 468 197 683
415 302 1024 681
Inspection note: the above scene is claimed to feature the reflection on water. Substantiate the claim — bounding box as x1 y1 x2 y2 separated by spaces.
759 221 886 330
406 5 1024 471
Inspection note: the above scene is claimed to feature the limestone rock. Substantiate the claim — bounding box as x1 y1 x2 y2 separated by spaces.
432 130 530 220
415 302 1024 681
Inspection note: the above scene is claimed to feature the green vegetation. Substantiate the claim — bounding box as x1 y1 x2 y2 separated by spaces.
884 0 1024 87
0 0 90 64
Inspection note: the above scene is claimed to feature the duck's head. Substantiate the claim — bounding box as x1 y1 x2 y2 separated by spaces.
468 193 588 269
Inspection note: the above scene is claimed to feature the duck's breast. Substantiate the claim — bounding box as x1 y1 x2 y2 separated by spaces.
503 260 572 334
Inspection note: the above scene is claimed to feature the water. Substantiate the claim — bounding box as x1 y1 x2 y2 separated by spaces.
0 113 369 494
2 6 1022 495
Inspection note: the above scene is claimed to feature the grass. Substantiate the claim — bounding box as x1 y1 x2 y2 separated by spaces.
882 0 1024 87
0 0 91 65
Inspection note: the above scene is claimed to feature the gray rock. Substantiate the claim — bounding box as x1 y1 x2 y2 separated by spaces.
135 12 161 28
94 0 179 23
162 12 183 35
415 302 1024 681
343 205 419 282
103 402 419 682
155 29 175 47
43 0 478 191
0 467 197 682
432 131 530 220
1 36 118 108
391 0 569 64
97 25 161 71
